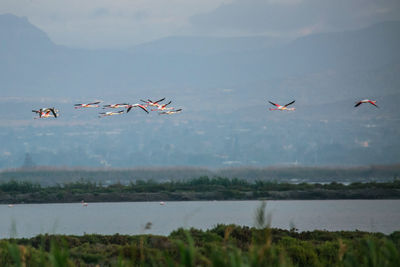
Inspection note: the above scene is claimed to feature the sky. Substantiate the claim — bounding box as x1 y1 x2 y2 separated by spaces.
1 0 400 48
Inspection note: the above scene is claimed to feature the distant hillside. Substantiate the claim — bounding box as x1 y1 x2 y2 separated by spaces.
279 21 400 74
0 14 53 51
0 13 399 99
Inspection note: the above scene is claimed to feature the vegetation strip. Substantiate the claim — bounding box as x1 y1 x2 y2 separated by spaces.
2 164 400 185
1 178 400 203
1 224 399 266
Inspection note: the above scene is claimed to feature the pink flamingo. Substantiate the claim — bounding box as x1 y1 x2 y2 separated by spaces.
354 99 378 108
98 110 124 118
74 101 102 108
151 101 172 111
32 108 58 118
159 109 182 115
103 103 130 109
268 100 296 111
140 98 165 107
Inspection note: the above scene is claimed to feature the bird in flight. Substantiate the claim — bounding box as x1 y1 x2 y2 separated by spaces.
98 110 125 117
354 99 378 108
151 101 172 111
32 108 58 118
159 109 182 115
268 100 296 111
140 98 165 107
74 101 102 108
103 103 130 109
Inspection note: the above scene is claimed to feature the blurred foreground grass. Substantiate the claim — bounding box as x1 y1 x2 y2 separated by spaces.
1 225 399 266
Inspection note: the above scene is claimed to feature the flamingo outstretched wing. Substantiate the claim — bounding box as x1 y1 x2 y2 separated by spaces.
368 101 379 108
89 101 101 105
268 101 281 108
48 108 57 118
154 98 165 104
138 105 149 113
127 104 149 113
284 100 295 107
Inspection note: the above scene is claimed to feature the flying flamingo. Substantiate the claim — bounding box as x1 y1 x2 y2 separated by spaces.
74 101 102 108
98 110 124 117
127 104 149 114
32 108 58 118
354 99 378 108
103 103 130 109
151 101 172 111
268 100 296 111
159 109 182 115
140 98 165 107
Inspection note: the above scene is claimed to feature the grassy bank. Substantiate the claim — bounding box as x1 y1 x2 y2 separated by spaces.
1 224 400 266
1 178 400 204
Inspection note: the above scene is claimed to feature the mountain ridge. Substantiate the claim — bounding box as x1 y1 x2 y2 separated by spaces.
0 14 399 99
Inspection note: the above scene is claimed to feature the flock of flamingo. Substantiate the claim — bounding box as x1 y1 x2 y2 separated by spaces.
32 97 378 119
32 97 183 119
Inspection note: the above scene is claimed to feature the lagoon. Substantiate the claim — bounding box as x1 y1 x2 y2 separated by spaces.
1 200 399 238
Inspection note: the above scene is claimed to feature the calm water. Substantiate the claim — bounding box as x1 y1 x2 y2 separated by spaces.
1 200 400 238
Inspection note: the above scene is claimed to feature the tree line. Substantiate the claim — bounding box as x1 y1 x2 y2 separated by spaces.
1 164 400 186
1 177 400 203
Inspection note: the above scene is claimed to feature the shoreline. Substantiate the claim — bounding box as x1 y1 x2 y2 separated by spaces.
2 189 400 204
3 197 400 205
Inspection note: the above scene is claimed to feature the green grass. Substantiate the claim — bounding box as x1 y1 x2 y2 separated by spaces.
1 225 399 266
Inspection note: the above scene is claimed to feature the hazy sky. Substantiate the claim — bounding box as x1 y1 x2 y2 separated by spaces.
1 0 400 48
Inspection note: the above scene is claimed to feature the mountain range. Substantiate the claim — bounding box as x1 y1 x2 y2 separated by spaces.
0 14 399 100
